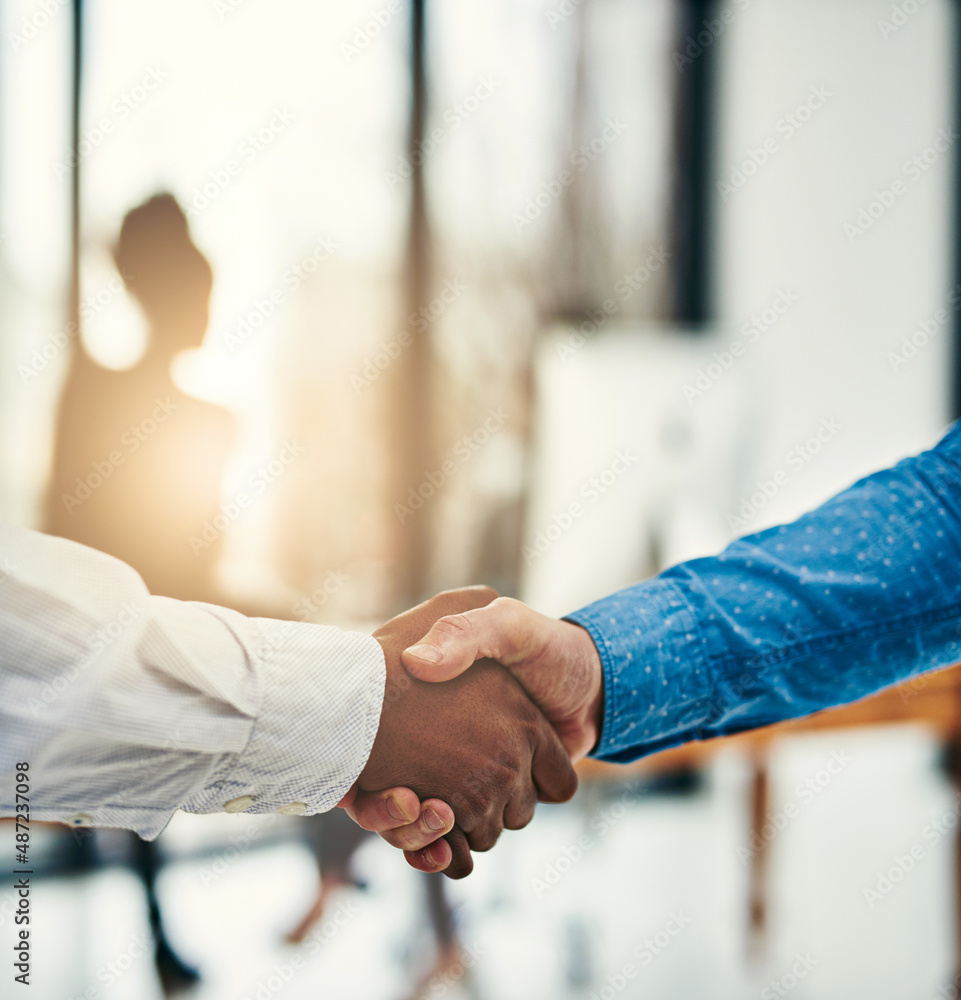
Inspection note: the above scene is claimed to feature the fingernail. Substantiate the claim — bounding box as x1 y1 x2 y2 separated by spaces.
424 845 442 868
386 796 406 822
424 807 446 832
407 643 442 663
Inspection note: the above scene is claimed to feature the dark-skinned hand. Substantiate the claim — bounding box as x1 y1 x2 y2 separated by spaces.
357 586 578 878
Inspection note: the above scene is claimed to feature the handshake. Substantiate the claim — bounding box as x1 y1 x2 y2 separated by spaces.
339 587 606 878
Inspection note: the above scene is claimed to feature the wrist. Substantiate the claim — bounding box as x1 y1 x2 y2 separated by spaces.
361 633 402 787
584 649 604 755
561 620 604 760
581 629 604 753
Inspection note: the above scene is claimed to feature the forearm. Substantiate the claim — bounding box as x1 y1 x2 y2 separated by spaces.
568 423 961 762
0 523 384 837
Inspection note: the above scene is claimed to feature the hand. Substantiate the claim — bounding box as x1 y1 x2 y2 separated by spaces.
401 597 605 762
336 588 499 870
335 588 494 874
337 784 456 871
358 587 578 878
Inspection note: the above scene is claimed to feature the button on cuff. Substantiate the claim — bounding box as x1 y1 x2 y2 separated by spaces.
223 795 255 813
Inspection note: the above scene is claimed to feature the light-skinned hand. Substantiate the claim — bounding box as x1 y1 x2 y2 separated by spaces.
402 596 605 761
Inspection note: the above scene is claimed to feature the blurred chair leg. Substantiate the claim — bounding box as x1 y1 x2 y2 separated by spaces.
747 754 770 958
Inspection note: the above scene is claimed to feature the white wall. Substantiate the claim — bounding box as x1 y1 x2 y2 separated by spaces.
523 0 956 616
715 0 954 523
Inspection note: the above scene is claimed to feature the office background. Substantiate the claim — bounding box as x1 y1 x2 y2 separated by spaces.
0 1 957 997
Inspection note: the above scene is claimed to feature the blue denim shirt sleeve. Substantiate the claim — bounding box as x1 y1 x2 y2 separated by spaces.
566 421 961 764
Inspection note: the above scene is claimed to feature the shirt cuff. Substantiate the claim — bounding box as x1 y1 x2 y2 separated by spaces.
565 578 714 763
181 618 385 825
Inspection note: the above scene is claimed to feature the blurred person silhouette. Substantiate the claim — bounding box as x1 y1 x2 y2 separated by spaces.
45 192 236 994
46 192 234 607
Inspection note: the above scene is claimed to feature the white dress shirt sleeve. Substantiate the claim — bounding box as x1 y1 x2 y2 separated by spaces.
0 522 385 839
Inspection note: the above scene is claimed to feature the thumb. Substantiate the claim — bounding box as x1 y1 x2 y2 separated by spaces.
336 782 358 808
402 598 534 682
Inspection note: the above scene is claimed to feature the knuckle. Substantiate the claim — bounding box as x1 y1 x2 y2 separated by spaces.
433 613 473 638
455 584 498 606
487 759 516 789
351 810 379 833
449 753 519 822
399 831 428 851
466 822 501 853
492 596 525 627
448 785 485 821
444 858 473 879
505 805 535 831
476 585 499 603
380 829 406 849
394 825 430 851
